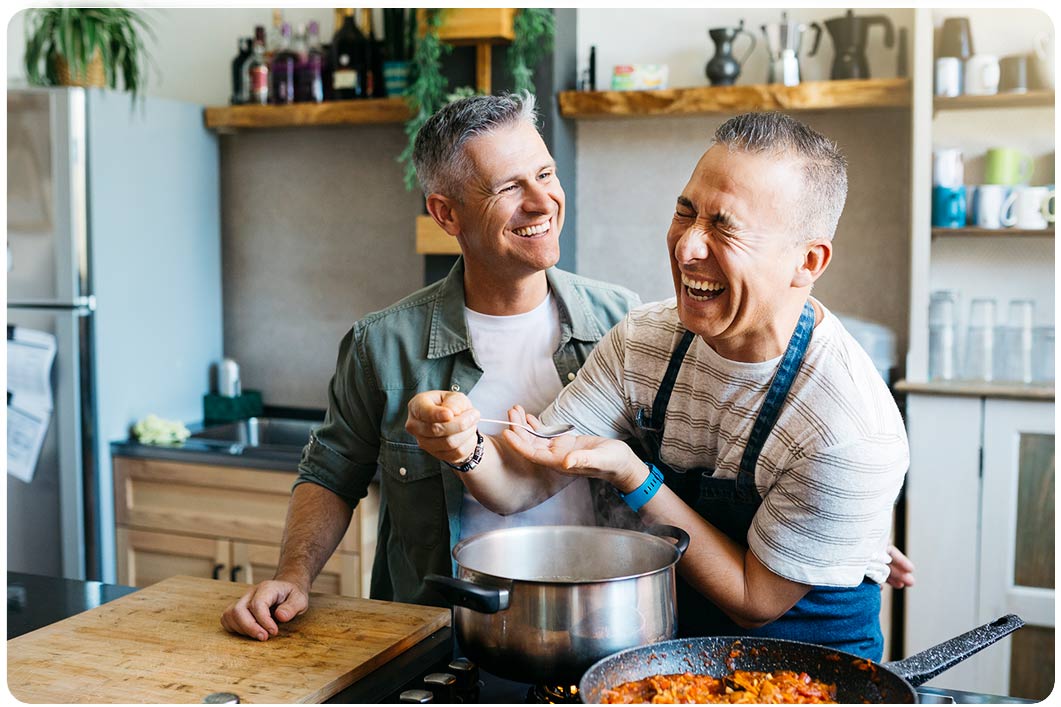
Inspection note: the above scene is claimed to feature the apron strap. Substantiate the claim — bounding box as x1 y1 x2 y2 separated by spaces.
736 300 816 494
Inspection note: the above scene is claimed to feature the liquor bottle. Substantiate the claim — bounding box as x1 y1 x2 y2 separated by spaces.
265 8 283 64
331 8 367 99
296 21 324 103
320 41 334 101
360 9 386 98
247 31 270 105
230 37 252 105
270 22 298 104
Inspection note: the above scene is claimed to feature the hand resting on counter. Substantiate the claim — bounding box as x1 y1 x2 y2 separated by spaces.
220 579 309 641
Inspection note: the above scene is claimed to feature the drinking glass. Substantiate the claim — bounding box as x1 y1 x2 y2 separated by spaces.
1032 326 1055 384
963 298 996 382
995 299 1035 383
928 290 959 381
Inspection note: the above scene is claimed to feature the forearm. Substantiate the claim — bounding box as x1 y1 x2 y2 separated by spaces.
637 482 809 628
456 435 575 515
274 482 354 590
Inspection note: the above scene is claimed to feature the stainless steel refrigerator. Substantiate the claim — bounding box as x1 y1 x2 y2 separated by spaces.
7 87 223 582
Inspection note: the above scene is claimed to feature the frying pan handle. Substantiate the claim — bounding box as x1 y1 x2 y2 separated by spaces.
424 574 511 614
884 614 1025 687
645 525 691 556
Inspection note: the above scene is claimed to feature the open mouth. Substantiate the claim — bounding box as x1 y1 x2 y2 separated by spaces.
512 221 551 238
681 273 726 302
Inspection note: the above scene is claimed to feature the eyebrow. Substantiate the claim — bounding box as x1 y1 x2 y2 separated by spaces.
676 196 696 212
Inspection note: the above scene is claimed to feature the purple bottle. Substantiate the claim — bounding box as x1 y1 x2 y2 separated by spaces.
296 21 324 103
270 22 297 104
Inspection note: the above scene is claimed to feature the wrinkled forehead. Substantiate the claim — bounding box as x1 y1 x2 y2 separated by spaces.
685 144 803 202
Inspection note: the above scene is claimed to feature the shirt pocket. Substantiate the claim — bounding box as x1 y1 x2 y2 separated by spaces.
378 439 447 549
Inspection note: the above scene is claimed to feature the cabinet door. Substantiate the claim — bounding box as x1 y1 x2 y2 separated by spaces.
980 399 1054 700
116 527 228 588
902 394 983 689
230 540 360 598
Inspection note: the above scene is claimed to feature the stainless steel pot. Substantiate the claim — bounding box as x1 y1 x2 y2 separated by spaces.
425 524 689 685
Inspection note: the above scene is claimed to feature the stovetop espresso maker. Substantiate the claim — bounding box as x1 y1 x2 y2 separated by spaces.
760 11 822 86
824 9 895 79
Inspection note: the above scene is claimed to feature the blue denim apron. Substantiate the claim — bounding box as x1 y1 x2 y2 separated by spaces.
635 301 884 660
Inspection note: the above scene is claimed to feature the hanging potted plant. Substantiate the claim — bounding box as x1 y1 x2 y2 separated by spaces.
23 8 155 98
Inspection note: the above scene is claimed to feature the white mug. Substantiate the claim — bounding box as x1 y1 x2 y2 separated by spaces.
974 184 1009 229
933 148 964 187
964 55 1000 95
1001 185 1051 229
935 57 962 97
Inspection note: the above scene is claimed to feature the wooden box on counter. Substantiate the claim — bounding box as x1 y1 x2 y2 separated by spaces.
113 456 379 598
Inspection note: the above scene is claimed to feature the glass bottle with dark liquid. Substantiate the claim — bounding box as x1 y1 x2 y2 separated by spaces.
331 8 367 99
270 22 298 104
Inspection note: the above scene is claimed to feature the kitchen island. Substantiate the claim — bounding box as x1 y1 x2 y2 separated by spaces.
7 572 1034 704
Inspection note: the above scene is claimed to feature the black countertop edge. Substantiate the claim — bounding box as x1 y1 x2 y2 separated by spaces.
109 439 302 471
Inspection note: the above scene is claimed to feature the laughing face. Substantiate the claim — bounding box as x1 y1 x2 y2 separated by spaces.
452 121 564 282
667 145 820 362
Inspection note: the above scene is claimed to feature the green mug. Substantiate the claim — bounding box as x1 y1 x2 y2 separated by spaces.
984 147 1033 185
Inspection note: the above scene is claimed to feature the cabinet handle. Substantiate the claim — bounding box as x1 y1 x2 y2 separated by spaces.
230 565 243 583
212 563 225 580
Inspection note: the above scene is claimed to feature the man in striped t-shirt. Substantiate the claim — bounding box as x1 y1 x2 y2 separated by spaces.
406 112 909 660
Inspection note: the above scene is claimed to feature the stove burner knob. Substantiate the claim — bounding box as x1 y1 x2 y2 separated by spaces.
423 672 457 704
398 688 433 703
447 658 480 702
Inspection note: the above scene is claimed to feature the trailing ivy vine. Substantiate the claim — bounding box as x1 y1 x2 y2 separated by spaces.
398 8 450 190
508 8 555 94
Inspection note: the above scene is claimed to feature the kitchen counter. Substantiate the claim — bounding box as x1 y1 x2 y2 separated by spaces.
7 573 1033 704
110 406 324 471
6 572 451 703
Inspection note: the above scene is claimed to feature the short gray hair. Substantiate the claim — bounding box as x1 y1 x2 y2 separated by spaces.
412 92 539 199
713 112 848 241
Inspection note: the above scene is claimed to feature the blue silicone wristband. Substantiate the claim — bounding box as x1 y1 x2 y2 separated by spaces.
620 463 664 512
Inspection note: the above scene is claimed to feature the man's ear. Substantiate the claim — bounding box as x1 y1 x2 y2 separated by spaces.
791 239 832 288
425 193 462 237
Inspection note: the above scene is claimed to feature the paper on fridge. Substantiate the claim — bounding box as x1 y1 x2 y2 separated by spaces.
6 326 57 482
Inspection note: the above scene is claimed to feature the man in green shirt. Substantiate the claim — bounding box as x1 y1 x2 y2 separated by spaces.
220 93 640 641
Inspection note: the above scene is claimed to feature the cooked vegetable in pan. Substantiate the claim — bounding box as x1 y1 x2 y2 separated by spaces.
601 669 837 704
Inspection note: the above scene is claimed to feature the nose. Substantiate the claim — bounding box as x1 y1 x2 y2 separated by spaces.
673 223 711 265
522 179 554 215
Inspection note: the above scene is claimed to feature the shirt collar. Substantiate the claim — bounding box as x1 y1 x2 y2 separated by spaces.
426 258 606 360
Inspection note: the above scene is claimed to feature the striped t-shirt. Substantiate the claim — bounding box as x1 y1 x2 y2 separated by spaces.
540 297 909 587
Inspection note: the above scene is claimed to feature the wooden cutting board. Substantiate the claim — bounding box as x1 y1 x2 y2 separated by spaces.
7 575 450 703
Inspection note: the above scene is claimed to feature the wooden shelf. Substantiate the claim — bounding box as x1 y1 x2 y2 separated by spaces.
895 379 1054 401
934 90 1055 112
204 98 412 131
932 226 1054 238
419 8 515 45
557 78 911 119
416 216 461 255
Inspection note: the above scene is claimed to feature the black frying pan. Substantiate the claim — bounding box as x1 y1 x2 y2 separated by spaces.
579 614 1024 703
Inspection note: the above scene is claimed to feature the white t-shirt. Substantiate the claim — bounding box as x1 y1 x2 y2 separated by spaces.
460 292 596 539
540 298 909 587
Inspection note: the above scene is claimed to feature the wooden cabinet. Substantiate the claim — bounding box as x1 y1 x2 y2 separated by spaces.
113 456 378 598
903 394 1054 700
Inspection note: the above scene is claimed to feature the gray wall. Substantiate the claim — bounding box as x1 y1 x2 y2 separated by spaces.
575 110 912 374
219 125 423 409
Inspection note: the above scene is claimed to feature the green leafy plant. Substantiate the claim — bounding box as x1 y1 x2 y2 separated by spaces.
508 8 555 94
397 9 557 191
398 8 451 190
23 8 155 98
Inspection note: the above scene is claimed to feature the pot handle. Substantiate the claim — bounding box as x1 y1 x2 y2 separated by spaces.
645 524 691 556
883 614 1025 687
424 574 511 614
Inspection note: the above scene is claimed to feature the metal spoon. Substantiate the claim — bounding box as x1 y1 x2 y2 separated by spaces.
477 418 575 439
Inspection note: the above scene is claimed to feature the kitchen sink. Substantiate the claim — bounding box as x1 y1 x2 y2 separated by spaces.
190 417 318 449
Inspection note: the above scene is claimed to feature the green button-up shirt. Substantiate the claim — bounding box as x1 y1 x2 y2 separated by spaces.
296 258 640 605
